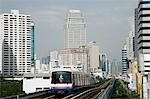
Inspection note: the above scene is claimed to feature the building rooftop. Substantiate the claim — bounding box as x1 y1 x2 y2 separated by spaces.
69 10 81 13
23 73 51 78
11 10 19 14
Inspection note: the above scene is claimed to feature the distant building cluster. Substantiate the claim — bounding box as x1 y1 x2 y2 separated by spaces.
122 0 150 98
0 10 112 79
35 10 110 78
42 10 111 78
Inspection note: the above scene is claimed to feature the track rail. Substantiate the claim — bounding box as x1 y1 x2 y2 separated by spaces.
43 95 55 99
62 79 112 99
92 90 104 99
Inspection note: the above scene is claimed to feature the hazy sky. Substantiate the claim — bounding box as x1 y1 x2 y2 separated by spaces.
1 0 139 61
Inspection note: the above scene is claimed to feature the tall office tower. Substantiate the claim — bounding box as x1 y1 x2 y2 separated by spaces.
100 53 109 77
88 41 100 73
100 54 107 72
64 10 86 48
134 8 139 58
126 31 134 60
0 10 32 76
135 0 150 98
31 22 35 67
0 38 3 73
122 44 128 76
135 0 150 73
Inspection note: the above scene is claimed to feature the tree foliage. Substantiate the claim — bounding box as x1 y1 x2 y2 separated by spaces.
112 80 135 98
0 79 25 97
112 80 137 98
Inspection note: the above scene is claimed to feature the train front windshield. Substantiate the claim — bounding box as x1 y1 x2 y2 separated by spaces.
51 71 72 83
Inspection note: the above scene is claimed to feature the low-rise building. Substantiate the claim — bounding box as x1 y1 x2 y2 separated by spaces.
23 73 51 94
59 47 88 72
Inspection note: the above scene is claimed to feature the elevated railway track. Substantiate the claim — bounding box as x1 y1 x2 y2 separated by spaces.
1 79 115 99
62 79 113 99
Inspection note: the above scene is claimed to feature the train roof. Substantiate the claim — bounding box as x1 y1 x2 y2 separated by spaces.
51 67 83 73
51 67 72 72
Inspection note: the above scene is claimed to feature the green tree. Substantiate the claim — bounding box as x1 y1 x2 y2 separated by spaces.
0 80 25 97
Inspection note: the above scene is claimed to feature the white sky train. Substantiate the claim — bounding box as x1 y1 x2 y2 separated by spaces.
50 67 96 94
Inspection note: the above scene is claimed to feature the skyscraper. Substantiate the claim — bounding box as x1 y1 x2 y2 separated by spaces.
100 54 108 72
0 38 3 74
88 41 100 73
134 0 150 98
0 10 32 76
64 10 86 48
122 31 134 76
126 31 134 60
122 43 128 75
135 0 150 74
31 22 35 67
